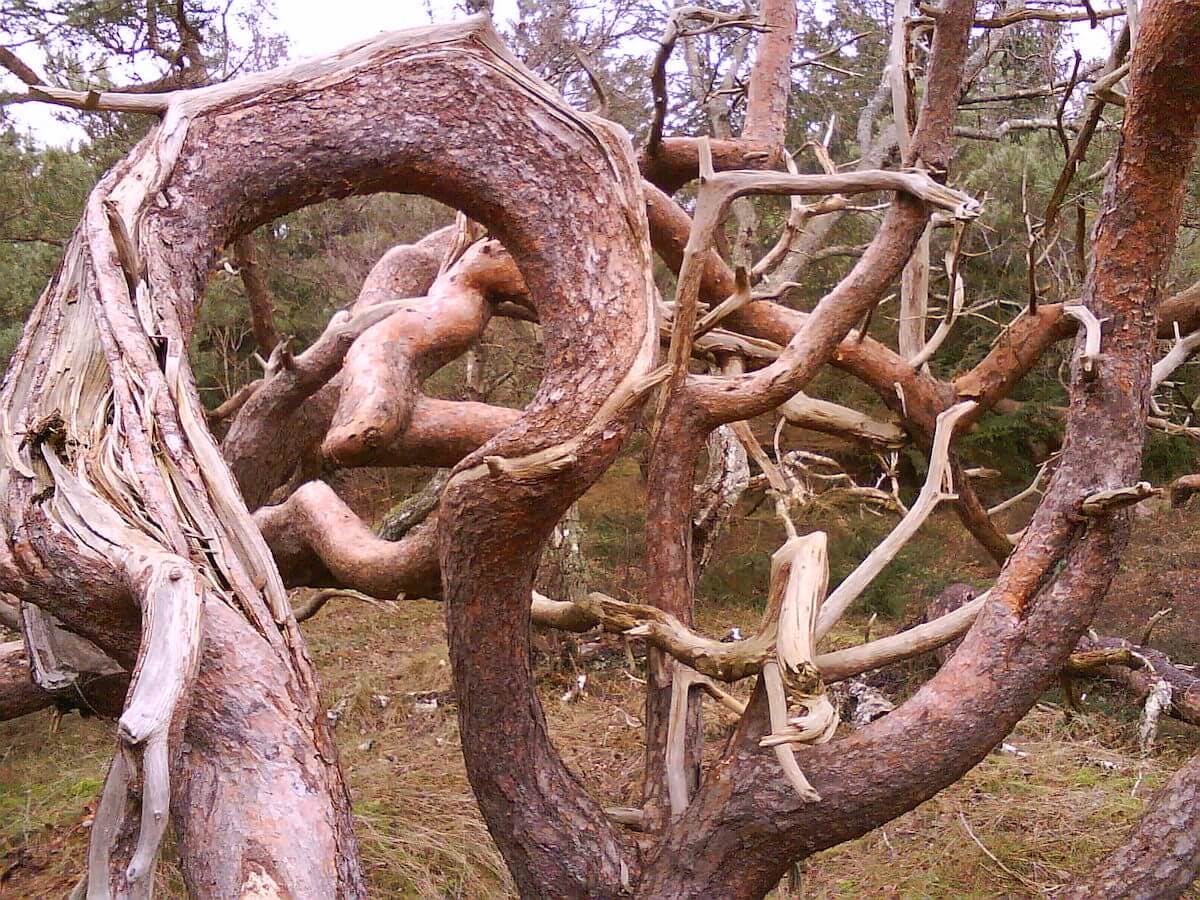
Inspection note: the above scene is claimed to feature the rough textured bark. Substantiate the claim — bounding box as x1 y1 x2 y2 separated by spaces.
174 600 358 898
742 0 799 146
0 16 653 898
255 481 441 599
640 136 778 194
634 0 1200 893
7 2 1200 897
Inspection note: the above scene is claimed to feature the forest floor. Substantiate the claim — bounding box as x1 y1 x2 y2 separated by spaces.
3 457 1200 898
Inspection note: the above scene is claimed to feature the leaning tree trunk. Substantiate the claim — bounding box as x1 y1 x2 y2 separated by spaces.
633 0 1200 894
0 16 655 897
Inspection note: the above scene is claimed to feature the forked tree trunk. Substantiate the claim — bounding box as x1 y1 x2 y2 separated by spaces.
0 16 654 897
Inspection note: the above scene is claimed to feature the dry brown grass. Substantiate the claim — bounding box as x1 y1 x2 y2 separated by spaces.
798 704 1200 899
4 487 1200 898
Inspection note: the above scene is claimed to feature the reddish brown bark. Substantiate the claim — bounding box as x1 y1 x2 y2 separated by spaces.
0 640 54 720
222 228 453 508
647 176 1200 443
174 599 362 898
8 2 1200 896
640 0 796 194
685 0 974 427
372 397 521 468
432 74 656 899
641 410 709 832
640 137 778 194
183 33 658 893
222 229 521 508
232 234 281 354
323 240 523 466
743 0 799 146
636 0 1200 893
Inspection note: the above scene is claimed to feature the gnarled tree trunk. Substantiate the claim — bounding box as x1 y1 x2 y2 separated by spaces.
4 1 1200 897
0 16 655 897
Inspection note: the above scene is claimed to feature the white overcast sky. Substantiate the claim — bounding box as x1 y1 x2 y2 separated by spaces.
5 0 1112 147
4 1 520 146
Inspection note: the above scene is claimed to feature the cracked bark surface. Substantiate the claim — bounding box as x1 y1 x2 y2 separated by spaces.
0 16 656 898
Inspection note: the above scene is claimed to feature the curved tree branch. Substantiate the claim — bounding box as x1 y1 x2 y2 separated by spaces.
0 15 658 896
638 1 1200 893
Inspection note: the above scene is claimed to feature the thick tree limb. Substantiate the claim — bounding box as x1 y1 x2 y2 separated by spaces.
639 0 980 843
324 239 523 465
670 162 980 427
530 578 983 689
221 228 455 507
637 0 1200 893
254 480 441 600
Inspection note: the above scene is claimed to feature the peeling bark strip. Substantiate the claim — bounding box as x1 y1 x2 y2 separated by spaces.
0 15 656 898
